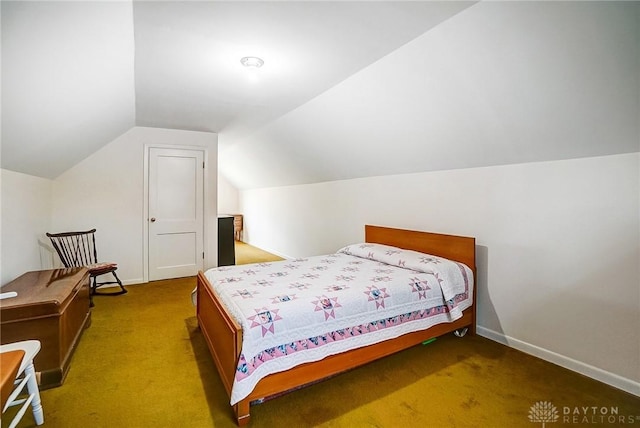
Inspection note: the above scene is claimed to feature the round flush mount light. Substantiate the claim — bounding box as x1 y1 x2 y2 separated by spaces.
240 56 264 68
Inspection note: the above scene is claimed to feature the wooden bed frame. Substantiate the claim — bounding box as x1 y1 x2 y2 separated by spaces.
196 225 476 425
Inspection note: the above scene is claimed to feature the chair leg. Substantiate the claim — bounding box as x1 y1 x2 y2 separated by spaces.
7 362 44 428
112 271 127 294
24 362 44 425
92 271 127 296
89 277 96 307
6 392 34 428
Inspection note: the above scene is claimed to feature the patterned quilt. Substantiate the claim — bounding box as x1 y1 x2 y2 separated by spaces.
203 243 474 405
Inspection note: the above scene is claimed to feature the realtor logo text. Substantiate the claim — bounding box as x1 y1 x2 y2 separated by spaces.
562 406 638 425
529 401 640 426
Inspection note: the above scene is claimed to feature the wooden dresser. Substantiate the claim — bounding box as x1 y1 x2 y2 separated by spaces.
232 214 243 241
0 268 91 389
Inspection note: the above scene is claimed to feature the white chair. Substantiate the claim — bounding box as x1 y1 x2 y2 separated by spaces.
0 340 44 428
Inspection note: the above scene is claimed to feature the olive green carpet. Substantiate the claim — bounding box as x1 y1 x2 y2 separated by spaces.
7 243 639 428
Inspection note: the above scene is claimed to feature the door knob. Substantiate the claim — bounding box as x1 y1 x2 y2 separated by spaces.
150 217 156 222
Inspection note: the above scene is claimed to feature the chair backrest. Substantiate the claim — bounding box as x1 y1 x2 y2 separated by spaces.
46 229 98 268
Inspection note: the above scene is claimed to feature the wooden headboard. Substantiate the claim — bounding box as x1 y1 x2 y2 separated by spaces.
365 225 476 271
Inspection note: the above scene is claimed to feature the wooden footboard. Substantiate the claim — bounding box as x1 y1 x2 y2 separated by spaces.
196 271 252 425
197 225 476 425
196 272 242 400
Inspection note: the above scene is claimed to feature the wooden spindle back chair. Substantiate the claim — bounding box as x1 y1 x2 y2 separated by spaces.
46 229 126 304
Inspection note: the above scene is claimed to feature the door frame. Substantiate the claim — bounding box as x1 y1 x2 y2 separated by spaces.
143 144 210 283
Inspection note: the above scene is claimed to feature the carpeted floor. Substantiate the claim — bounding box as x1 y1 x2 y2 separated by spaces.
234 241 284 265
7 242 639 427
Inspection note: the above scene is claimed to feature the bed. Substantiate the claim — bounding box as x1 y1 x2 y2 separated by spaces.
195 225 476 425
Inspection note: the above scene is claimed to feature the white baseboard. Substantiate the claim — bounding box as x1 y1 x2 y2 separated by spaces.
122 278 144 286
243 241 292 260
98 278 144 287
477 326 640 397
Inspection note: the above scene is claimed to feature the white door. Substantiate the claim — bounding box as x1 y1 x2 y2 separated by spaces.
148 147 204 281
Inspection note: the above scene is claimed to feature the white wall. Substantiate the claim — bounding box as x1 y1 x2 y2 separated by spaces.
240 153 640 395
218 172 240 215
1 169 53 285
51 127 218 284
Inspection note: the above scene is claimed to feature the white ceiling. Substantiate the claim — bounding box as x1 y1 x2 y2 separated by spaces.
2 1 638 189
2 1 135 179
1 0 474 179
133 1 475 150
221 1 639 188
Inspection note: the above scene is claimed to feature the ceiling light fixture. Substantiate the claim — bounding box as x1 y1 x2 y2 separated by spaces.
240 56 264 68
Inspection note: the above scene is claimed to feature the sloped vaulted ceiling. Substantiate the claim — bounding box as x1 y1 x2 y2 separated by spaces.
219 1 639 189
1 0 474 180
132 1 476 142
2 1 638 188
2 1 136 179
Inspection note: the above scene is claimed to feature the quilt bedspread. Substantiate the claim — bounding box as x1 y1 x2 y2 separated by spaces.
203 243 473 405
